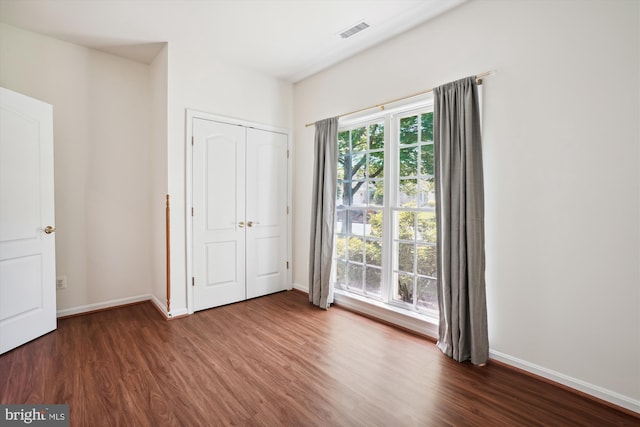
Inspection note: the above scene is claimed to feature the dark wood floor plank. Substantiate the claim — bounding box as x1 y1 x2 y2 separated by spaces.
0 290 637 426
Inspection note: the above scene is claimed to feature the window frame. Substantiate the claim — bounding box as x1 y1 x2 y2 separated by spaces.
332 95 438 320
389 105 438 317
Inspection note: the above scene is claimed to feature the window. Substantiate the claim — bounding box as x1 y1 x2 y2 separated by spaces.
335 122 385 297
332 99 438 318
393 111 437 312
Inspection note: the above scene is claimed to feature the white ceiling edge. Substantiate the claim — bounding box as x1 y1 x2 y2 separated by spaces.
289 0 467 83
96 42 167 65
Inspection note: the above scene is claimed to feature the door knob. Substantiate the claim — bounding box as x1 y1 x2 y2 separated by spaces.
238 221 245 228
247 221 260 228
44 226 56 234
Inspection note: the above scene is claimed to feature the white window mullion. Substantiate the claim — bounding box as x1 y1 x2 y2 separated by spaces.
381 114 395 305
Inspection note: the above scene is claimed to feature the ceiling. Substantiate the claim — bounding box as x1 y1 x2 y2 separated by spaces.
0 0 466 82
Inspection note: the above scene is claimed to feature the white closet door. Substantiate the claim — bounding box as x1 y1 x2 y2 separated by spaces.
245 128 288 299
192 119 246 310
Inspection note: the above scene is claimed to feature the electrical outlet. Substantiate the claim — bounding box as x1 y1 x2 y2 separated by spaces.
56 275 67 290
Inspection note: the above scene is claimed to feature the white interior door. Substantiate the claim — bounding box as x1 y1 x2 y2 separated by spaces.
245 128 288 299
192 119 246 310
0 87 56 354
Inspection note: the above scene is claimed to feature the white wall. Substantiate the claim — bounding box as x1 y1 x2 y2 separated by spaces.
149 44 169 313
165 40 294 316
293 0 640 411
0 23 154 314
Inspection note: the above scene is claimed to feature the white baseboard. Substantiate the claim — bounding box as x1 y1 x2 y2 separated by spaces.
149 295 189 319
150 295 169 318
292 282 309 293
168 307 188 318
490 349 640 414
56 294 151 317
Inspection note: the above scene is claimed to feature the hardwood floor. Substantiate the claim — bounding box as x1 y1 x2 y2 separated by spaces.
1 290 637 426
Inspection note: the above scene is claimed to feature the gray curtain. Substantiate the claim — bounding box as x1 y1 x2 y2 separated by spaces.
309 117 339 309
434 77 489 365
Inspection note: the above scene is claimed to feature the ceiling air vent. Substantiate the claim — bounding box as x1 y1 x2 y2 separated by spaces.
339 21 370 39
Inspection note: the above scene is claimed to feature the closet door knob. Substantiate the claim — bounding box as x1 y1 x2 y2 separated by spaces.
247 221 260 228
238 222 245 228
44 226 56 234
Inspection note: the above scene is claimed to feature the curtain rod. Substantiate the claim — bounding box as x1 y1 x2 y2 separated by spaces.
305 70 494 127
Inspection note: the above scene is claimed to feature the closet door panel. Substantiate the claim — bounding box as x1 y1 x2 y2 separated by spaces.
192 119 246 310
245 128 288 299
205 138 237 231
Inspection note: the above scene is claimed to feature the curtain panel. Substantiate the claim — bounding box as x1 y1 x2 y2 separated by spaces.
309 117 339 309
434 77 489 365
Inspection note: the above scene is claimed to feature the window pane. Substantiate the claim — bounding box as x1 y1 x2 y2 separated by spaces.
398 178 417 207
352 182 367 206
416 212 436 243
399 147 418 177
335 209 346 234
420 112 433 142
417 277 437 310
365 266 382 295
365 210 383 238
416 245 437 277
347 237 364 262
398 243 415 273
351 153 366 179
335 235 347 259
397 211 416 240
352 127 367 152
368 151 384 178
334 260 347 288
418 177 435 209
400 116 418 145
336 182 344 206
338 131 349 154
337 182 350 208
365 239 382 266
395 273 414 303
420 144 434 176
369 122 384 150
349 210 365 235
347 263 363 291
338 155 346 180
368 180 384 207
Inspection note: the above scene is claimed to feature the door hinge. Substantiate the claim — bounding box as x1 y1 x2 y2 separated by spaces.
192 277 195 287
286 206 289 214
191 136 194 146
286 261 289 269
287 149 289 159
191 207 194 217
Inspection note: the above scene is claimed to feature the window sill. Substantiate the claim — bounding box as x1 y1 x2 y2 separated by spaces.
332 290 439 340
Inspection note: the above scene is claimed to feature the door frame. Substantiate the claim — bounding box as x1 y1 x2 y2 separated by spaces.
185 109 292 315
